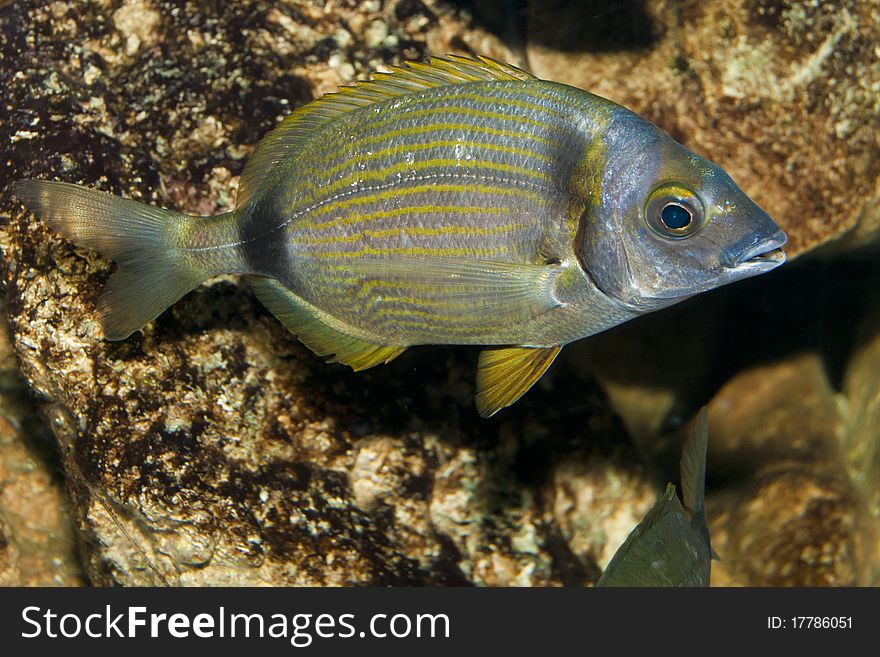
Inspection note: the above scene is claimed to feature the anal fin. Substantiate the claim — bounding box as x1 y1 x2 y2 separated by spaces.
475 345 561 417
249 277 405 371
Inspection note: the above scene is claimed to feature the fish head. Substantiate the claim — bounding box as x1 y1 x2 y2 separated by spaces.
577 113 787 312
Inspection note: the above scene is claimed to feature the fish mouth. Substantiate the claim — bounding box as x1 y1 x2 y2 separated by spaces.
730 231 787 272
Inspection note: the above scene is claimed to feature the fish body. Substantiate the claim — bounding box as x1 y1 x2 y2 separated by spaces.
597 410 714 587
13 56 786 416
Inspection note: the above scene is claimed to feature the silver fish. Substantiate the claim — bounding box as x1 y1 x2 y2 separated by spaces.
13 56 786 416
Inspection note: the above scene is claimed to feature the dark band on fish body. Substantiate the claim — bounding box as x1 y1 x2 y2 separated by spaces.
236 197 292 277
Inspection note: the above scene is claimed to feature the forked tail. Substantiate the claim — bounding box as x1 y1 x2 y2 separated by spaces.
12 180 246 340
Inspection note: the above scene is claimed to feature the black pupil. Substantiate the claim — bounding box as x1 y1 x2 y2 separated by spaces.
661 203 692 230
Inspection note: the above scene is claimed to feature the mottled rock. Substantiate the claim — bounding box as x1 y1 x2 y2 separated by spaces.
0 0 651 587
0 302 83 586
704 353 876 586
842 277 880 584
583 256 880 585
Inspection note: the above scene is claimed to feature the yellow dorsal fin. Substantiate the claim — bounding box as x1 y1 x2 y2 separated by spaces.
475 345 561 417
235 55 536 208
248 277 405 371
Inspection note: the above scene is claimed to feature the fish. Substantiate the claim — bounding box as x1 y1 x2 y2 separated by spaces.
12 55 787 417
597 409 715 587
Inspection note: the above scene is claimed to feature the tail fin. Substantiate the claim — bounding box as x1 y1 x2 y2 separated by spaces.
12 180 240 340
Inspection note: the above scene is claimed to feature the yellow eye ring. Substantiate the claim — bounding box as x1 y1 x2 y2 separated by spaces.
645 185 705 239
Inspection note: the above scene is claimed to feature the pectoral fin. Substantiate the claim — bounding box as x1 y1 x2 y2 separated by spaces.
475 345 561 417
340 255 563 323
249 277 405 371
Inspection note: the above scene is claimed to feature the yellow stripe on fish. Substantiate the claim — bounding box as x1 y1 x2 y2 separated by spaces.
309 245 508 259
305 204 513 233
297 220 527 245
307 139 556 181
291 182 551 230
304 90 578 168
308 123 564 168
296 158 554 199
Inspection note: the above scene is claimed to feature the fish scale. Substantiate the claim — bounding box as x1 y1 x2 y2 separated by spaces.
12 55 786 417
249 83 595 347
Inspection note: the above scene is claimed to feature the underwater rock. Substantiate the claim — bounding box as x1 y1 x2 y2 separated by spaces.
705 353 876 586
842 279 880 584
0 0 652 586
0 302 83 586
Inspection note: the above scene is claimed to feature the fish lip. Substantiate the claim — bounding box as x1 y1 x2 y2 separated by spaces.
729 231 788 272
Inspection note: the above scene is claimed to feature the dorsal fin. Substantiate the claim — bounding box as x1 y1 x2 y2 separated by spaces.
681 408 709 518
235 55 536 208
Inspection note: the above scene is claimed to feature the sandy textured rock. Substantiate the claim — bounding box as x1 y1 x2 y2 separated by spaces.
0 302 83 586
0 0 655 587
577 240 880 588
705 353 877 586
842 280 880 585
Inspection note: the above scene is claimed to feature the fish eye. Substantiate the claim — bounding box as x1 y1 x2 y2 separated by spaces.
661 203 692 229
645 185 705 239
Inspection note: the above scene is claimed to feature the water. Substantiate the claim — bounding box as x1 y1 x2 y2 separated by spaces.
0 0 877 587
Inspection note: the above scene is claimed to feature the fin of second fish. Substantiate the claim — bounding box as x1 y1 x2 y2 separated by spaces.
597 410 716 587
681 408 709 519
249 277 405 371
681 408 717 560
475 345 561 417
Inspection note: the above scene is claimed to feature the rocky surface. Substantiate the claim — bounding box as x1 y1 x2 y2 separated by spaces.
0 0 878 586
706 352 877 586
0 301 83 586
842 281 880 585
